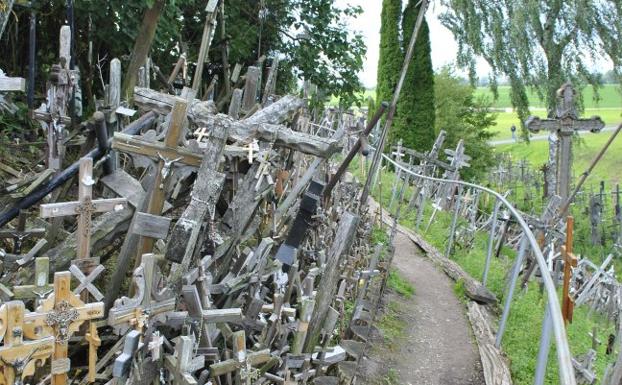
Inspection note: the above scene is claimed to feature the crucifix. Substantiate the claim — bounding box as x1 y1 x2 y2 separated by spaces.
0 301 55 385
561 216 578 324
0 210 45 254
440 140 471 209
22 271 104 385
12 257 53 302
526 83 605 200
40 157 127 271
112 98 197 263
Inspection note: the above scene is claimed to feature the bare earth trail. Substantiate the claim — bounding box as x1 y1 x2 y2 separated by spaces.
361 229 485 385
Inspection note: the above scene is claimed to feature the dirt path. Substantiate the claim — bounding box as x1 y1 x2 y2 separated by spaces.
361 230 485 385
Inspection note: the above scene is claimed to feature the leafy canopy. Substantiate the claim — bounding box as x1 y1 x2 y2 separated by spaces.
440 0 622 136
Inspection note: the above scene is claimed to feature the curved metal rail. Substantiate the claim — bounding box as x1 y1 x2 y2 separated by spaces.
378 151 576 385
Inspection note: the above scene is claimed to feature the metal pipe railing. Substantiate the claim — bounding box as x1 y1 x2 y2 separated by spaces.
376 150 576 385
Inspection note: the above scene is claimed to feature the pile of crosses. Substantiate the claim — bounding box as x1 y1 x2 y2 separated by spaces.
0 24 387 385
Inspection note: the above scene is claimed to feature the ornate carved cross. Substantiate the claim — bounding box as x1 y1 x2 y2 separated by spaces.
526 83 605 199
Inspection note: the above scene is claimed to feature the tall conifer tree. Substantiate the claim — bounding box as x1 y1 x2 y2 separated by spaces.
376 0 402 109
392 0 435 151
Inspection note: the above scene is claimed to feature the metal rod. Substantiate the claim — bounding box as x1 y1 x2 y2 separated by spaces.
482 199 500 285
495 235 529 348
534 302 553 385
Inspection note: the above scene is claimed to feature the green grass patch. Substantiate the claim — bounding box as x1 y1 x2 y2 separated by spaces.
377 301 408 351
387 270 415 298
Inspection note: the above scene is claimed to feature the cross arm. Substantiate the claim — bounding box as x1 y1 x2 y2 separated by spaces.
112 133 202 167
525 116 560 133
40 198 127 218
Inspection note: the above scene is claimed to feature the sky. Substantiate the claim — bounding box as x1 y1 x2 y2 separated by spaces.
336 0 481 89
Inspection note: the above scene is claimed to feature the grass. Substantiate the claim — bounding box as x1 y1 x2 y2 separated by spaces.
475 84 622 109
497 131 622 185
350 156 618 385
387 270 415 298
377 301 408 351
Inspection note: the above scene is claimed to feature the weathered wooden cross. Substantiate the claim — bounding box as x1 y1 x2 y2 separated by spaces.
112 99 198 262
164 336 204 385
40 157 127 272
526 83 605 200
12 257 53 301
209 330 272 384
22 271 104 385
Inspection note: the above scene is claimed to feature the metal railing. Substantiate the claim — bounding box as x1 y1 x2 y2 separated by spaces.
373 149 576 385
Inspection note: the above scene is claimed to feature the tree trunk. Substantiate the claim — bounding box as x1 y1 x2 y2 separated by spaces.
545 47 564 118
122 0 165 100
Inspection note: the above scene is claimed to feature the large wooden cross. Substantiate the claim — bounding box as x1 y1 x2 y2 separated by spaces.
526 83 605 200
22 272 104 385
561 216 578 324
209 330 272 384
40 157 127 271
0 301 55 385
112 98 196 261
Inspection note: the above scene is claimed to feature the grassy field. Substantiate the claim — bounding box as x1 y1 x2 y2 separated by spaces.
475 84 622 109
496 131 622 185
352 158 617 385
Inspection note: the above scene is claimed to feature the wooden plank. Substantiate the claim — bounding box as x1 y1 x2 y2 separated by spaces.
242 66 260 112
101 169 173 212
0 76 26 92
131 212 171 239
466 302 513 385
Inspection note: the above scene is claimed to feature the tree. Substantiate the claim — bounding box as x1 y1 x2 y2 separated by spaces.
440 1 622 137
376 0 402 108
434 67 496 181
391 1 435 152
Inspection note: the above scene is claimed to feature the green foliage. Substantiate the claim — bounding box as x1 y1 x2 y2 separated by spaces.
377 301 407 350
387 270 414 298
440 0 622 137
0 1 365 110
376 0 402 107
391 2 435 152
434 67 497 180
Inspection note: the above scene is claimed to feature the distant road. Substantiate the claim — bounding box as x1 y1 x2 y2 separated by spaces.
490 125 619 146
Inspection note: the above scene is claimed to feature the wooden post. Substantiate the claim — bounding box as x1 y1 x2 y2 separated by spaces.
561 216 578 324
107 58 121 124
192 0 219 92
241 66 260 113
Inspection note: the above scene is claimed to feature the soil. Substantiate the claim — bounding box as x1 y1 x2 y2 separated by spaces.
359 230 485 385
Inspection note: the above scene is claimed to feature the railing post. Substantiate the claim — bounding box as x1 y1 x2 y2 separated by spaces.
482 199 501 286
534 304 553 385
495 235 529 348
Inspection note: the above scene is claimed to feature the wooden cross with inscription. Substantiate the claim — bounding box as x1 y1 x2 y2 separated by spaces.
526 83 605 200
0 301 55 385
0 210 45 254
22 272 104 385
561 216 578 324
40 157 127 272
112 99 199 262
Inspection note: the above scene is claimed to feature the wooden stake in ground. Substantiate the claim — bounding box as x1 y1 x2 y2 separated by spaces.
561 216 578 324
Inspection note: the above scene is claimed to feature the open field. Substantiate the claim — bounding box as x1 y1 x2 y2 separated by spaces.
475 84 622 109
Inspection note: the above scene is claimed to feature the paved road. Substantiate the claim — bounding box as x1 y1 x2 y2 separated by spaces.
490 124 619 146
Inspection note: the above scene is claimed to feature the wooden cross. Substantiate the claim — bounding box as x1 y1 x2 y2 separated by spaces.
254 150 274 191
561 216 578 324
0 210 45 254
84 322 101 383
526 83 605 200
40 157 127 271
112 99 196 260
0 301 55 385
193 126 210 143
12 257 53 301
107 254 176 335
260 293 296 347
209 330 272 384
22 272 104 385
164 336 204 385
